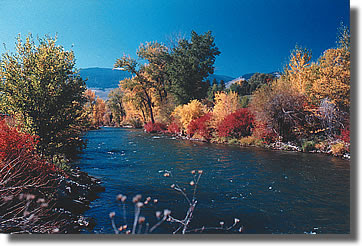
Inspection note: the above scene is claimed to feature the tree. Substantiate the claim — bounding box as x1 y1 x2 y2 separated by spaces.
219 80 226 90
212 91 241 128
107 87 126 126
0 34 87 159
250 79 306 141
247 73 275 94
167 31 220 104
310 33 350 112
114 42 169 124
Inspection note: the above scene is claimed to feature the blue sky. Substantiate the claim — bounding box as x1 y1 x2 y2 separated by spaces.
0 0 349 77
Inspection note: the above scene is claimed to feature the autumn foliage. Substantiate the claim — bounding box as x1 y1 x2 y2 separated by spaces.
217 108 254 139
172 100 208 131
187 113 212 140
167 121 182 134
0 119 57 176
144 121 167 133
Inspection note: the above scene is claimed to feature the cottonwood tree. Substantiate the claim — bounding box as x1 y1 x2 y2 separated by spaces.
167 31 220 105
114 42 169 124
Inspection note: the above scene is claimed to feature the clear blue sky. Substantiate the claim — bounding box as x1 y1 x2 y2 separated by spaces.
0 0 349 77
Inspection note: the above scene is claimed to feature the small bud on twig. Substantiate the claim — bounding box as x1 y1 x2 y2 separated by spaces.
138 216 146 224
163 209 171 216
136 202 144 208
109 212 115 219
132 194 142 203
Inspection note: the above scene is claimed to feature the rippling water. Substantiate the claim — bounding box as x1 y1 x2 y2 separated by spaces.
74 127 350 234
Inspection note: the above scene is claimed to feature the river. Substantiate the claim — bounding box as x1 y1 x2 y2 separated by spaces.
74 127 350 234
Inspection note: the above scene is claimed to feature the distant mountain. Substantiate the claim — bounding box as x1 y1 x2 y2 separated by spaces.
225 71 281 88
79 67 132 89
207 74 235 84
80 67 281 100
80 67 237 99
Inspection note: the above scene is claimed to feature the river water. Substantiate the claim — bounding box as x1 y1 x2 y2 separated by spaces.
74 127 350 234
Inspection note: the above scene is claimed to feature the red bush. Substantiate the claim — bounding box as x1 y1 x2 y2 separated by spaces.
253 121 277 144
187 113 212 140
339 126 350 143
217 108 254 139
167 121 181 134
1 119 61 233
0 119 38 161
144 121 167 133
0 119 57 173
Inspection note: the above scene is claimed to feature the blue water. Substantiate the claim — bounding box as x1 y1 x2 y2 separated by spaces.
74 127 350 234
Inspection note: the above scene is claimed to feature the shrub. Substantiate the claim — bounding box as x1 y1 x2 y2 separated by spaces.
167 121 182 134
0 119 38 161
239 136 264 147
0 119 57 179
187 113 212 140
217 108 254 139
339 126 350 143
126 117 143 128
228 138 239 145
301 140 316 152
252 121 278 144
172 100 208 130
331 142 347 156
144 121 167 133
1 119 62 233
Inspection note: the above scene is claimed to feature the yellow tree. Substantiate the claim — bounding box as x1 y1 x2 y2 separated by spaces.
309 26 350 113
114 42 169 124
92 98 106 127
311 47 350 112
283 46 317 99
212 91 241 127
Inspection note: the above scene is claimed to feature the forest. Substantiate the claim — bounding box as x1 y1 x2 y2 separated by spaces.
87 27 350 158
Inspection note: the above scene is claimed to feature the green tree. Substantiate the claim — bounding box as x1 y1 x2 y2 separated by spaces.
219 80 226 91
0 34 87 159
166 31 220 104
247 73 275 94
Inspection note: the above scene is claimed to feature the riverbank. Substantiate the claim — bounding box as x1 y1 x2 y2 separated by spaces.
143 127 350 160
55 168 105 233
0 167 104 234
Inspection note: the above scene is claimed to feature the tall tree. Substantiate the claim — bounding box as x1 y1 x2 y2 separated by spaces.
167 31 220 104
311 26 350 113
0 34 87 159
114 42 169 124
